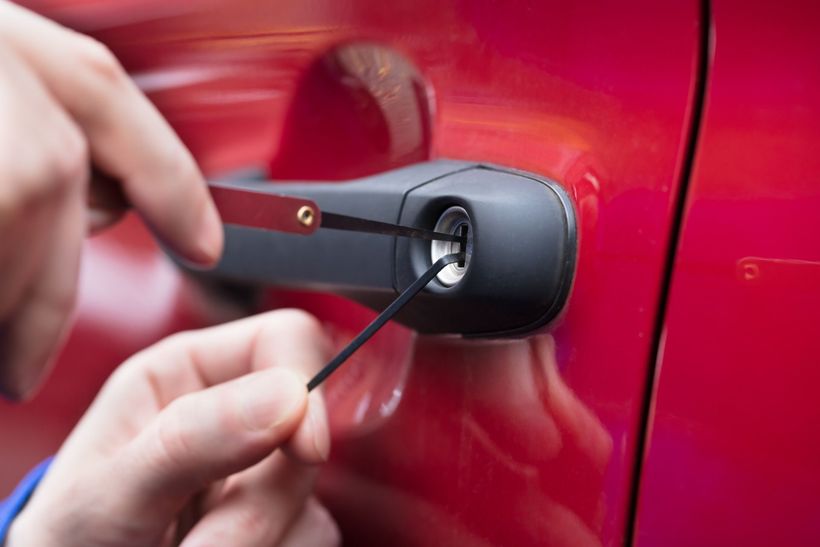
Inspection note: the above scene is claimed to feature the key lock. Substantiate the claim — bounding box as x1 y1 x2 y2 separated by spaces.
205 161 577 340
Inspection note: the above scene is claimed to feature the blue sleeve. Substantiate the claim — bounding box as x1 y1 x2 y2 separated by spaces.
0 458 53 543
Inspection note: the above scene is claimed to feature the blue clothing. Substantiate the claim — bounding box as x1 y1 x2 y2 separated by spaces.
0 458 52 543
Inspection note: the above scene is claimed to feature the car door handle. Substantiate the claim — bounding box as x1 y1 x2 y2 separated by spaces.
203 160 577 338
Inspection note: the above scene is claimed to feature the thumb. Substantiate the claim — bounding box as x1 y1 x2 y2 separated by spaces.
118 367 308 514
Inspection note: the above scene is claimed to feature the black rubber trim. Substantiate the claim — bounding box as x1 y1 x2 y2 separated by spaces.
391 163 578 338
463 165 577 338
624 1 713 544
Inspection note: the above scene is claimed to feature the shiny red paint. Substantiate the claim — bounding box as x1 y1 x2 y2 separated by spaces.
635 2 820 545
0 1 704 545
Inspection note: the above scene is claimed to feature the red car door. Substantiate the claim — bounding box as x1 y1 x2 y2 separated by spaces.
0 1 704 545
635 2 820 545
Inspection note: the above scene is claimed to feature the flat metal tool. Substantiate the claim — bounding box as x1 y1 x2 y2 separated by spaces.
209 183 464 243
209 184 320 235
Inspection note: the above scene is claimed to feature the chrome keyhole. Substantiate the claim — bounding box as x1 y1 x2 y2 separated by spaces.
430 206 473 286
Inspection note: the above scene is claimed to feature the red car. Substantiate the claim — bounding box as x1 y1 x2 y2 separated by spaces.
2 0 818 545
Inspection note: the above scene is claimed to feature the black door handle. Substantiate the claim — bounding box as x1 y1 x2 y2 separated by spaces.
205 160 576 338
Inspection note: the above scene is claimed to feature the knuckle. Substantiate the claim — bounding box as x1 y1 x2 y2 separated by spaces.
154 399 195 470
112 330 192 386
155 329 193 352
103 361 136 393
48 129 89 190
142 329 197 364
1 129 88 214
105 353 148 394
30 133 88 199
74 35 126 85
155 330 198 355
271 309 324 339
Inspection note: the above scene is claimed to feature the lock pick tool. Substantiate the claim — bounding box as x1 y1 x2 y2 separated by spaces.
208 182 465 243
208 182 467 391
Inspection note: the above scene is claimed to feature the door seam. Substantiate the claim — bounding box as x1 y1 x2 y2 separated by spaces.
623 0 713 544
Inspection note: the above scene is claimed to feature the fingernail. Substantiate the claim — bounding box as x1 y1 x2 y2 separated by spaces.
239 369 307 431
308 393 331 462
196 200 224 265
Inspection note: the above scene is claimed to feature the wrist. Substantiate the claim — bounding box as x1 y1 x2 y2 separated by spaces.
5 511 51 547
0 458 53 546
5 514 27 547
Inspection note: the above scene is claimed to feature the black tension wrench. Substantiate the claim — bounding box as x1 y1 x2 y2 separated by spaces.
306 253 464 391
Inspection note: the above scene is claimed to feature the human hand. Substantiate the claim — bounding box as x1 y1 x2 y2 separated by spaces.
7 310 339 546
0 1 223 398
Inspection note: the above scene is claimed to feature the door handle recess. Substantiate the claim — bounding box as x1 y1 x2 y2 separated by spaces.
206 160 576 338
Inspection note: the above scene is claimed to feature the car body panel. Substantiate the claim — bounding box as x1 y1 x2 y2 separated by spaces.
634 1 820 545
1 1 704 545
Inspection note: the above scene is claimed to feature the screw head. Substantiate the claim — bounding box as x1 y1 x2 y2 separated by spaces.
297 205 315 227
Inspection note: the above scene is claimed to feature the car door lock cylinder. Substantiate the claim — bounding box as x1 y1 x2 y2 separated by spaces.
430 206 472 286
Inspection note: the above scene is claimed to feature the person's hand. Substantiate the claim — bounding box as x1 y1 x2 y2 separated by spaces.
7 310 339 547
0 1 224 398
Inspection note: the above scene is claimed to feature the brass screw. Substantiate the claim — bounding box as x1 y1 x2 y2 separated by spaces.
297 205 315 227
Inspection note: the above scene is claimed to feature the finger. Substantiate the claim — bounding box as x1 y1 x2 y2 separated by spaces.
279 498 341 547
283 389 330 464
179 453 318 547
57 310 328 467
0 2 223 265
119 309 327 409
0 198 53 317
252 316 332 464
116 367 308 519
0 47 64 319
0 48 89 398
0 162 87 398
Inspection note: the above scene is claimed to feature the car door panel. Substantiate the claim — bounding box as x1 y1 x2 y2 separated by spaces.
1 1 703 544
